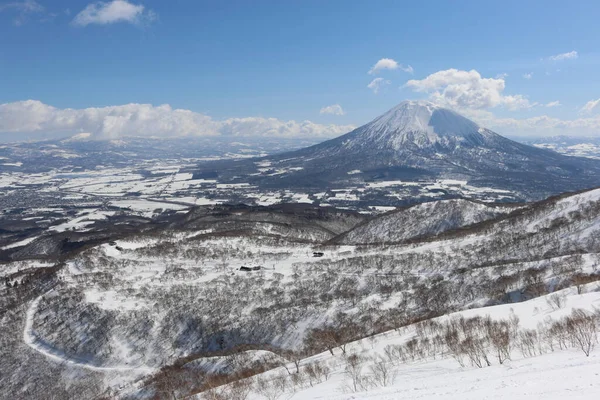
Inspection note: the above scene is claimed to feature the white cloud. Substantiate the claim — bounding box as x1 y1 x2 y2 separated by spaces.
0 100 355 140
0 0 44 25
319 104 345 116
72 0 156 26
548 50 578 61
523 72 533 79
453 107 600 137
368 58 413 75
6 99 600 140
545 101 560 108
367 77 390 94
405 68 534 110
482 113 600 137
581 98 600 114
218 117 353 138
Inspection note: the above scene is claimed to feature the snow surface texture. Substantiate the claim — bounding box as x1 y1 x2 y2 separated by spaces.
203 288 600 400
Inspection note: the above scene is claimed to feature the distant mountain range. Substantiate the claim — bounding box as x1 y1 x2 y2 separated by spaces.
196 101 600 200
520 135 600 160
0 136 319 173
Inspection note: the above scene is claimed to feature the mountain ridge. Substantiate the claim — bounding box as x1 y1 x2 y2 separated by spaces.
333 197 520 245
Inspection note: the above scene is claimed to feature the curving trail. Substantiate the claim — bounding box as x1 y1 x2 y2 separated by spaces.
22 292 155 374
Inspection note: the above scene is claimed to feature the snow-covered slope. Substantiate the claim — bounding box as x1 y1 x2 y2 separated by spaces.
336 198 517 244
337 100 485 150
220 288 600 400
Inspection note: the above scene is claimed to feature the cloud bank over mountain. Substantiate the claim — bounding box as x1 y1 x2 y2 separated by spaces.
0 100 355 141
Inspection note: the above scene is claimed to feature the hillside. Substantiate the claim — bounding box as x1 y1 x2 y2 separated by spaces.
197 288 600 400
335 199 518 244
2 188 600 398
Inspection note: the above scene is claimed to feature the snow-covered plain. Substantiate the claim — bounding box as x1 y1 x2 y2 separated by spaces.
0 156 522 229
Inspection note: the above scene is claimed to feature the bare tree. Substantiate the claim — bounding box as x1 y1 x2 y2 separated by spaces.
343 354 369 393
546 293 566 311
369 357 397 387
304 328 337 356
302 362 330 387
255 373 287 400
289 370 306 390
566 309 598 356
221 378 255 400
549 320 569 350
443 327 465 367
280 350 304 374
485 319 512 364
518 329 539 358
153 368 187 400
460 337 491 368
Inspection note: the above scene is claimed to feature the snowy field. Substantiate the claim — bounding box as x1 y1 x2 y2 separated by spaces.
0 157 525 250
534 142 600 160
0 158 519 211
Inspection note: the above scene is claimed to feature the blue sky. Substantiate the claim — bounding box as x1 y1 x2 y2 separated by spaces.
1 0 600 140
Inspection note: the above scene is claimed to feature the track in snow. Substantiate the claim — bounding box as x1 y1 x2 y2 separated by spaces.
22 292 155 374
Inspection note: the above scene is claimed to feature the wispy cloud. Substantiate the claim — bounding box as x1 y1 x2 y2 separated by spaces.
72 0 156 27
368 58 413 75
0 0 44 25
548 50 578 61
319 104 345 116
545 101 560 108
523 72 533 79
367 77 390 94
581 98 600 114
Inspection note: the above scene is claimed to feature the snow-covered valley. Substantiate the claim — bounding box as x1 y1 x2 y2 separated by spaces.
2 186 600 399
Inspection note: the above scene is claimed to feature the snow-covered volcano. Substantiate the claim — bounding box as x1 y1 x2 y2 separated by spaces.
330 100 531 155
198 101 600 200
348 100 483 149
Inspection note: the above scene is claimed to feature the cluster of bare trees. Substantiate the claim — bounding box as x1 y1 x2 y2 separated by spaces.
35 240 597 396
198 357 333 400
378 309 599 372
320 307 600 395
151 350 283 399
231 347 396 396
53 217 600 368
339 353 398 393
